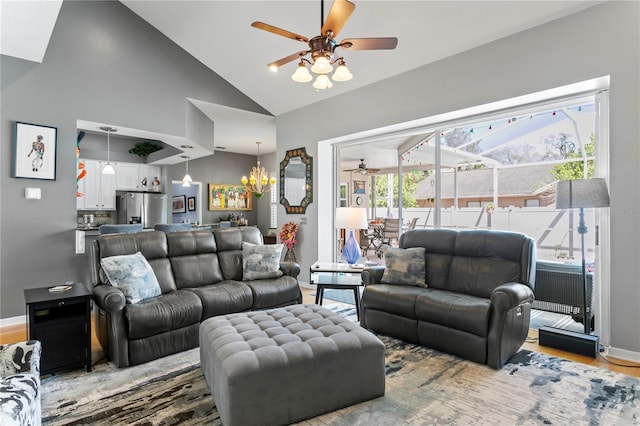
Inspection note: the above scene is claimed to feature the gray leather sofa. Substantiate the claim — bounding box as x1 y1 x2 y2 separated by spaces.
90 227 302 367
361 228 536 369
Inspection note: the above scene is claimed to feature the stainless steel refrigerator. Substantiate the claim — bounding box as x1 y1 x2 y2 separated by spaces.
116 191 167 228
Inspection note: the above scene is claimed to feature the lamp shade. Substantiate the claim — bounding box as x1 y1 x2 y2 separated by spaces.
335 207 368 230
556 178 610 209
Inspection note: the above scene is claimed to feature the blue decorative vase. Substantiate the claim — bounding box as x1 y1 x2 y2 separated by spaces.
342 230 361 265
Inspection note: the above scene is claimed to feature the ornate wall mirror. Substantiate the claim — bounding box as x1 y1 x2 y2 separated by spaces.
280 147 313 214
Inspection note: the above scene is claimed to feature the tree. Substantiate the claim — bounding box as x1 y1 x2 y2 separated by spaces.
375 170 427 208
550 134 595 180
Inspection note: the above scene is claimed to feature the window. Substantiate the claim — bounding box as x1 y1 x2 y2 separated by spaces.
525 199 540 207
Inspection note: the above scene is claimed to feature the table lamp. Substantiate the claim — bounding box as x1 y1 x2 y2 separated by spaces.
335 207 368 265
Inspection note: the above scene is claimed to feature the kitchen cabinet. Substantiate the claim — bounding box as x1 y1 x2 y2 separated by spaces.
115 163 161 191
116 163 141 190
140 165 161 191
79 159 116 210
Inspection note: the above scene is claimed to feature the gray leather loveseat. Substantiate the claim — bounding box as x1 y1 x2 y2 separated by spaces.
361 228 536 369
90 227 302 367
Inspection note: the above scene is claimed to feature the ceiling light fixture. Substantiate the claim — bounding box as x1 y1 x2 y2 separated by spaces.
100 126 116 175
253 0 397 91
181 145 193 187
241 141 276 198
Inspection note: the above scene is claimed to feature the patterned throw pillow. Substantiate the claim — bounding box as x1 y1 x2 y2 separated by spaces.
242 242 284 280
381 246 428 287
101 252 162 304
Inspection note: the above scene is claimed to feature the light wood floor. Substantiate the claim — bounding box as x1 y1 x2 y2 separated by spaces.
1 287 637 378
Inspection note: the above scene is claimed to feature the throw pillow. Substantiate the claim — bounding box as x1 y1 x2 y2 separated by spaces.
101 252 162 304
242 242 284 280
381 246 428 287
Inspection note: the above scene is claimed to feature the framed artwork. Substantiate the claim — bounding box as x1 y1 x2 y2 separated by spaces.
188 196 196 211
172 195 186 214
13 121 58 180
208 184 252 211
353 180 366 194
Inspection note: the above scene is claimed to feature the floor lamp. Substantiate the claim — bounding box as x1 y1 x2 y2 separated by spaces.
555 178 610 335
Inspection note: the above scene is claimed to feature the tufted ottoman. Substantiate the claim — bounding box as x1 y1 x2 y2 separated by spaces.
199 304 385 426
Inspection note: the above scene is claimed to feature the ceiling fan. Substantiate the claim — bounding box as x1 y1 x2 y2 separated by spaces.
251 0 398 89
345 159 380 175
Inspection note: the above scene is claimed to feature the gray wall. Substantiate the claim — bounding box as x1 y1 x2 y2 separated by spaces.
0 1 268 319
275 2 640 354
166 150 268 227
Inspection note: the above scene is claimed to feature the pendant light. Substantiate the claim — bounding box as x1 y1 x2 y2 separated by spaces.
181 145 193 187
100 126 116 175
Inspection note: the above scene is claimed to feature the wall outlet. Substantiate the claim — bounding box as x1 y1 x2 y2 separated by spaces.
300 217 307 225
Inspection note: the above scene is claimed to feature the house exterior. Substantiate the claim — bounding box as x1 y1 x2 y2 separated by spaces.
414 164 557 208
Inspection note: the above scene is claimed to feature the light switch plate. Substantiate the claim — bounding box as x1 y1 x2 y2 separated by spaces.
25 187 41 199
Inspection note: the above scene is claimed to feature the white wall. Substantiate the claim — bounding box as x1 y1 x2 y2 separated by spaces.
275 2 640 356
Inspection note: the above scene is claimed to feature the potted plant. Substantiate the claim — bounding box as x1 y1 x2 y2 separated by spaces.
129 141 161 157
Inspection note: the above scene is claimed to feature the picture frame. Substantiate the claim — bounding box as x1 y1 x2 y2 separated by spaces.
13 121 58 180
353 180 366 194
208 184 252 211
172 195 186 214
187 196 196 211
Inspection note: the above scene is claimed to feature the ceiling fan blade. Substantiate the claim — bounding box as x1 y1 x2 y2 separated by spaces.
251 21 309 43
321 0 355 38
267 50 310 69
340 37 398 50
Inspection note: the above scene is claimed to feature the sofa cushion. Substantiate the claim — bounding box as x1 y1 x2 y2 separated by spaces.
415 290 491 337
101 252 162 304
242 242 284 280
187 281 253 320
245 276 301 309
360 284 424 319
126 290 203 339
381 247 427 287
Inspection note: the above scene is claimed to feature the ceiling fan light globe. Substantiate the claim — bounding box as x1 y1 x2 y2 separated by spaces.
291 65 312 82
332 64 352 81
313 74 332 90
269 64 279 72
311 56 333 74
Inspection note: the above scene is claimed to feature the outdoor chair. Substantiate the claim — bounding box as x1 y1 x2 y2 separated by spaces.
532 260 595 330
382 218 401 246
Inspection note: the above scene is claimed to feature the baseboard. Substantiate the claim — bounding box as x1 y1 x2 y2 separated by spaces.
539 326 599 358
0 315 26 328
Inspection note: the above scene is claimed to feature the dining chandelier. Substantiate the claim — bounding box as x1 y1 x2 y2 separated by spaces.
241 141 276 198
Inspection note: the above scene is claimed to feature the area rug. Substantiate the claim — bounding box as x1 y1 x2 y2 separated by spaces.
41 303 638 425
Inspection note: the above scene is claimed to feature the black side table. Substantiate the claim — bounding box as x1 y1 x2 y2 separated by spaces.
24 283 92 375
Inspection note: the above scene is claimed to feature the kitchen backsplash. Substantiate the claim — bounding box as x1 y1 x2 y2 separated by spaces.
77 211 114 227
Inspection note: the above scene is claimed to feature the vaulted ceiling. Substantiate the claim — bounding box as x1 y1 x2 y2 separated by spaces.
1 1 603 162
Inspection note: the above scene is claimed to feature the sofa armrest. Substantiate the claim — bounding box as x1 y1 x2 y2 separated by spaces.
279 262 301 279
93 284 126 313
0 341 41 376
362 267 385 286
490 282 535 312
